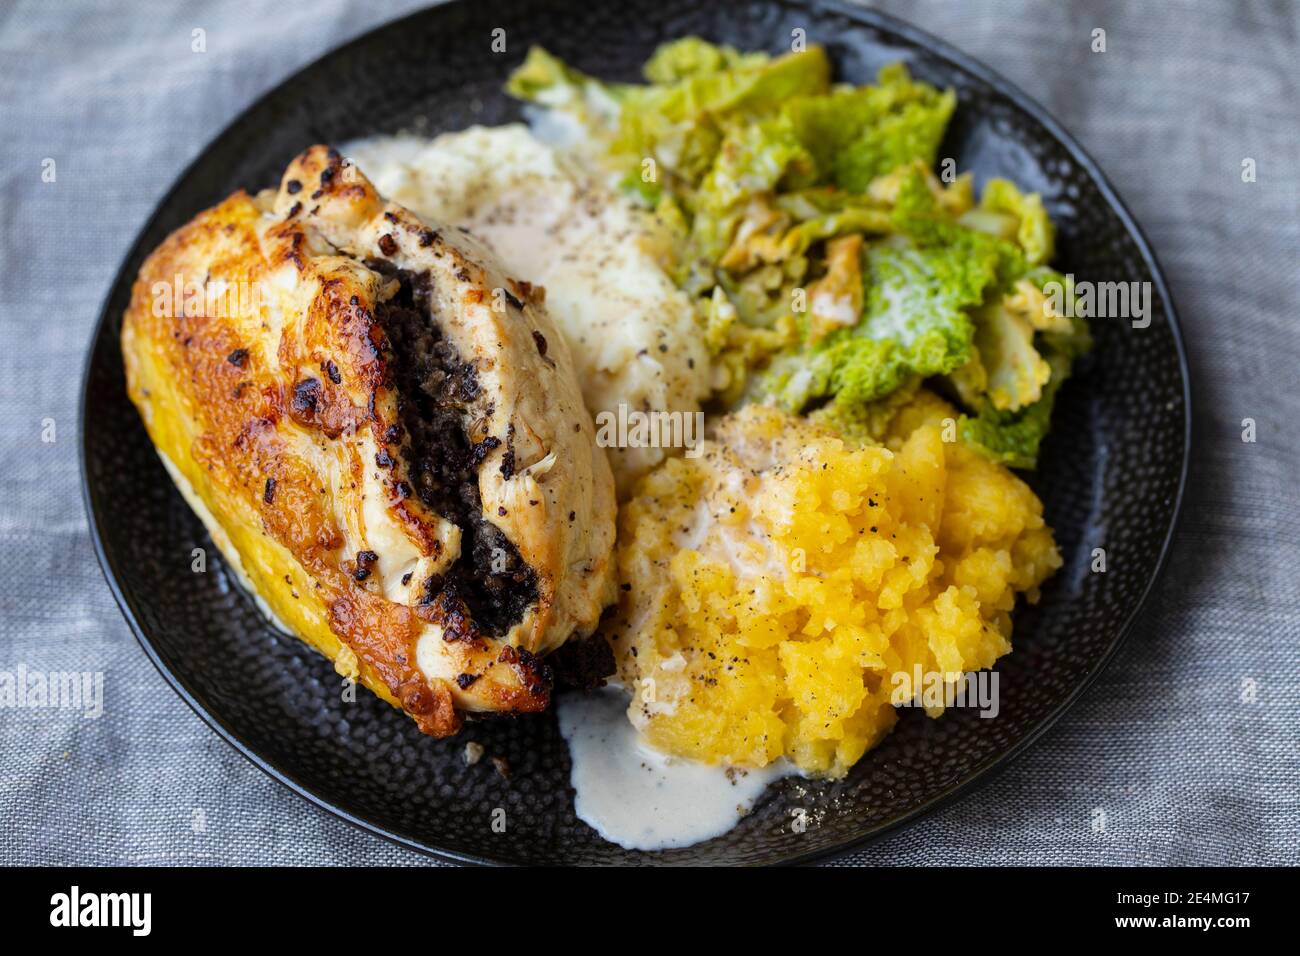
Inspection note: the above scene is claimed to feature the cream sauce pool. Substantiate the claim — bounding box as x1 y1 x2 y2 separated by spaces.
556 686 794 851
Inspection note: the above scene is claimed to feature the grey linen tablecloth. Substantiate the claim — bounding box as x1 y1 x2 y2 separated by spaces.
1 0 1296 866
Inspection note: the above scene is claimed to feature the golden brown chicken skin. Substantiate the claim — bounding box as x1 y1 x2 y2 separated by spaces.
122 145 617 736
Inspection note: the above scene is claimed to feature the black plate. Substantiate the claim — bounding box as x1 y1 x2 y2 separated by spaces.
81 0 1190 865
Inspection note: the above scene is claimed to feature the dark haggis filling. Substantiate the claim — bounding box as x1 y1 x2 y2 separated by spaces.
373 262 538 637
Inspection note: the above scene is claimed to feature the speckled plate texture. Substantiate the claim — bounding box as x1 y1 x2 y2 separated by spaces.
81 0 1190 865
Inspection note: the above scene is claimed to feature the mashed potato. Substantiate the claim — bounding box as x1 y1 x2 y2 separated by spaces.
347 126 713 494
611 391 1061 777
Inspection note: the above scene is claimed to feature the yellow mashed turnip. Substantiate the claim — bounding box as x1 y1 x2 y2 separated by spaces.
610 391 1061 778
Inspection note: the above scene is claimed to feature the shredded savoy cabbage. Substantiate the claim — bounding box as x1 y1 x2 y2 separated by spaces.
507 37 1090 468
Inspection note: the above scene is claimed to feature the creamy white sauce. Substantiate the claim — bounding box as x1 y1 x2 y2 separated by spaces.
557 686 793 851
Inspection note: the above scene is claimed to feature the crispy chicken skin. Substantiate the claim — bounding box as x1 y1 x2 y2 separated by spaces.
122 145 617 736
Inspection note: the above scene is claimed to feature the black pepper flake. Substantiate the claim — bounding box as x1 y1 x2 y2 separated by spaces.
532 330 548 356
456 673 481 689
378 233 398 257
227 348 248 367
568 511 576 522
394 480 412 499
418 229 437 246
322 359 341 384
401 572 413 586
310 189 323 200
263 477 276 503
319 166 335 184
375 449 394 469
497 506 507 516
286 179 302 194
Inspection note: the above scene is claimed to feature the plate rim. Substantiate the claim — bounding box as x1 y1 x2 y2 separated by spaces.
79 0 1193 867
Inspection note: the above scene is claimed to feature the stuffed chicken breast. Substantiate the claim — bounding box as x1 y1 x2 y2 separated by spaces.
122 145 617 736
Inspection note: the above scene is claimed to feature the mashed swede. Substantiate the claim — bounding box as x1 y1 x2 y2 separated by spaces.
611 391 1061 778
